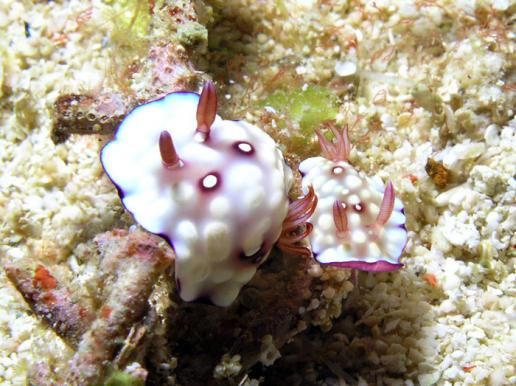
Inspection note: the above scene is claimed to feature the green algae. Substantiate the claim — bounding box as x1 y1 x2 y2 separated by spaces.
105 0 151 40
104 370 145 386
104 0 151 67
177 21 208 48
261 86 339 133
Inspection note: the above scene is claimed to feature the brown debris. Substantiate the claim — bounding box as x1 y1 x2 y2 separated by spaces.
4 230 174 386
425 158 450 189
113 324 149 370
52 93 134 144
51 40 200 145
4 263 95 347
51 0 203 145
65 230 174 386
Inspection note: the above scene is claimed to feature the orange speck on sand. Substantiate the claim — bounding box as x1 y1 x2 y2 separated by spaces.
463 365 476 372
33 265 57 290
41 293 57 306
404 174 419 185
79 307 89 318
51 32 68 45
423 273 438 287
76 7 93 27
101 306 112 319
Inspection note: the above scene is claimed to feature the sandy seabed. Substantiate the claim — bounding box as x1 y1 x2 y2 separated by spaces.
0 0 514 385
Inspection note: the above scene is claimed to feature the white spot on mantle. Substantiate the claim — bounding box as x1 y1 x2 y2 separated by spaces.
202 174 218 189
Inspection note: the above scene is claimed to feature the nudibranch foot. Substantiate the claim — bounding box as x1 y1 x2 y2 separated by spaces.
326 259 403 273
101 82 293 307
277 186 317 257
299 126 408 273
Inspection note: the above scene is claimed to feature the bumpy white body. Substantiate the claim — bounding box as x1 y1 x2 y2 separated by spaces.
299 157 407 270
101 92 292 306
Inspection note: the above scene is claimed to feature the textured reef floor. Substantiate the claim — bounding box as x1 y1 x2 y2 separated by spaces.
0 1 515 385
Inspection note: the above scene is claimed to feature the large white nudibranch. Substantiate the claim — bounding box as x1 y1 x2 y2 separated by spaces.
101 83 293 306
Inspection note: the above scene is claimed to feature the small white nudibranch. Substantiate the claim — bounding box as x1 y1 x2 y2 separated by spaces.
299 126 408 272
101 82 294 306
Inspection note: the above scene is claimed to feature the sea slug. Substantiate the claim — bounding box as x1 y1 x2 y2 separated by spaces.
299 126 408 271
101 82 295 306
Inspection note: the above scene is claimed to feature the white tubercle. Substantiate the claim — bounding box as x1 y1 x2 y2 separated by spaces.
101 91 292 306
299 157 407 272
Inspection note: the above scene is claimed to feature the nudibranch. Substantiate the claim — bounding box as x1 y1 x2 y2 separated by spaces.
100 82 295 306
299 126 408 272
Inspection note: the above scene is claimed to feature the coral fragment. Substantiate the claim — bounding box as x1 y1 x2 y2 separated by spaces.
4 264 94 347
65 230 174 385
